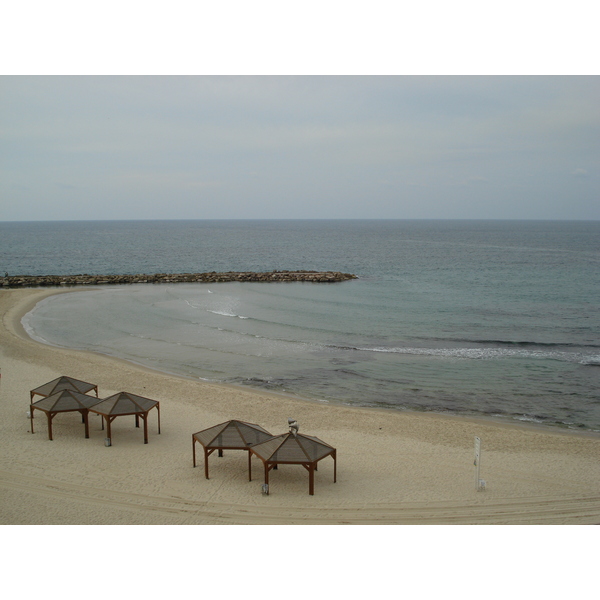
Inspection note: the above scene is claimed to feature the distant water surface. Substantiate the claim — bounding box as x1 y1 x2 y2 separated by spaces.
3 219 598 431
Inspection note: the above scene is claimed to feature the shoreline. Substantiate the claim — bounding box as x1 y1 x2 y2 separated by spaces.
1 287 599 524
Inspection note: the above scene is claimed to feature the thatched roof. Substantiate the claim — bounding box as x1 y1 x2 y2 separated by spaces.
30 376 98 401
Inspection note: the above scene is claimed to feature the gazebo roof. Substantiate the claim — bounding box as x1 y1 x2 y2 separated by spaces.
30 376 98 399
250 432 335 464
193 420 273 449
89 391 158 416
31 389 102 413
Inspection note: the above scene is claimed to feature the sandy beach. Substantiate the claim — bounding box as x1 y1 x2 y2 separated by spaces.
1 286 599 525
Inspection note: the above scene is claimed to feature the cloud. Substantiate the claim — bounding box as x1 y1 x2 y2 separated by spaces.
570 168 589 177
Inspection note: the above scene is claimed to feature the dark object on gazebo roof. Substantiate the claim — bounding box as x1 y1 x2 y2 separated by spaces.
88 392 161 445
192 420 273 480
249 432 337 495
30 376 98 402
30 390 102 440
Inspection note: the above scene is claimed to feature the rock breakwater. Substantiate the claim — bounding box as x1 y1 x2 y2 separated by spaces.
1 270 357 288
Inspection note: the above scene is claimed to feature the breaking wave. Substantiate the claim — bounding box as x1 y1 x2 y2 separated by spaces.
206 309 249 319
335 344 596 364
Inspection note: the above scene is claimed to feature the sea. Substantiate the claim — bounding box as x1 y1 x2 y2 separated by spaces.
2 219 599 432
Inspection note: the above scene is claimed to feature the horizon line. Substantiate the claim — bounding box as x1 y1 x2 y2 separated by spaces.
2 217 599 224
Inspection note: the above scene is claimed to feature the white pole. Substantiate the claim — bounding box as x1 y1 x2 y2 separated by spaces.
474 436 481 490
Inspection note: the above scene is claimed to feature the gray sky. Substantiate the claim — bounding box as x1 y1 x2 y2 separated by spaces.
1 75 598 221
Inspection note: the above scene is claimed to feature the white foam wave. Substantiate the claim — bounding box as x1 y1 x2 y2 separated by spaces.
515 415 544 424
184 300 201 308
207 309 248 319
358 346 588 362
21 315 53 345
580 357 600 366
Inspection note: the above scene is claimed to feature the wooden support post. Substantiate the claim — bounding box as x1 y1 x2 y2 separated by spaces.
204 447 210 479
143 414 148 443
47 412 54 441
248 450 252 481
30 408 35 434
135 414 140 428
309 465 315 496
333 451 337 483
83 410 90 438
193 437 197 467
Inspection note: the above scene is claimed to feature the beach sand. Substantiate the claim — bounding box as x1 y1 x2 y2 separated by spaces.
1 287 599 525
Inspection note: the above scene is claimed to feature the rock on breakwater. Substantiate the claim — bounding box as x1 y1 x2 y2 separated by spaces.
1 270 358 288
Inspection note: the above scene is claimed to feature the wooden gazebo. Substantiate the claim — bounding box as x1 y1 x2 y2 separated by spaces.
192 420 273 479
30 389 102 440
249 432 337 495
30 376 98 402
88 392 160 445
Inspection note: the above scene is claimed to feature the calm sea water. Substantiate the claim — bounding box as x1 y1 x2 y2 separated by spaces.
2 220 599 431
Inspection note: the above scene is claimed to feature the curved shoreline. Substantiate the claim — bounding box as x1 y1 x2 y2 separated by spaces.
8 286 600 441
17 286 600 436
1 286 599 524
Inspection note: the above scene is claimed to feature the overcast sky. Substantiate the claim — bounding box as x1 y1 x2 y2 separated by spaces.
1 75 598 221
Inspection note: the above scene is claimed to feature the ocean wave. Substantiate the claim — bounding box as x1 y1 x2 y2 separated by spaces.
580 358 600 366
184 299 200 308
423 337 600 349
21 316 54 346
206 309 249 319
340 344 595 363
